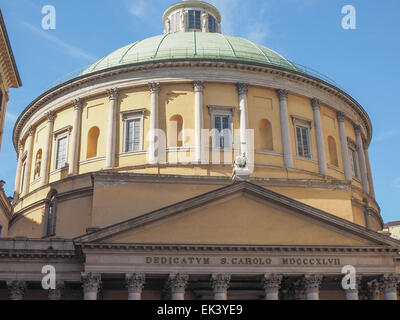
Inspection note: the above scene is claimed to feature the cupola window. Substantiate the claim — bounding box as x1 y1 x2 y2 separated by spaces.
208 15 217 33
188 10 201 29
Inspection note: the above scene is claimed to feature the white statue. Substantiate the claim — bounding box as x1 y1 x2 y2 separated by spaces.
232 152 250 182
234 153 247 169
201 12 208 32
165 18 171 34
180 10 187 31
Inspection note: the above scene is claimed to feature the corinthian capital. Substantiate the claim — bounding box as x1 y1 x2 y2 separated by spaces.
211 274 231 293
72 98 84 111
354 125 362 135
336 111 345 123
28 125 36 136
236 83 248 96
193 81 204 92
381 274 399 292
148 82 161 94
276 89 289 101
81 272 102 292
263 274 283 291
7 280 26 300
167 273 189 294
48 281 65 300
45 111 57 122
311 98 321 111
125 273 146 293
107 88 119 101
304 274 323 293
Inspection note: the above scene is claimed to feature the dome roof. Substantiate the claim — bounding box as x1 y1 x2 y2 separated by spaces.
81 32 300 76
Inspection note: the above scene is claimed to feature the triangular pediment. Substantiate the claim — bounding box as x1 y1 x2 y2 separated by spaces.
75 182 400 247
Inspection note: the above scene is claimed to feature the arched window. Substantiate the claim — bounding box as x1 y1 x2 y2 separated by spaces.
328 136 339 167
168 115 183 148
44 191 58 237
86 127 100 159
34 149 42 180
259 119 273 151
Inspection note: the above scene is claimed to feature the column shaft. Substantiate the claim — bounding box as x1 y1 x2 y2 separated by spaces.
168 274 188 301
276 89 293 168
304 275 323 301
22 127 35 196
264 274 282 300
68 100 83 176
194 81 204 163
126 273 145 301
148 83 160 164
363 145 375 198
312 99 327 175
211 274 230 301
105 89 118 169
13 143 23 200
355 126 370 194
82 273 101 301
382 275 398 300
337 112 353 181
40 112 56 186
237 83 249 157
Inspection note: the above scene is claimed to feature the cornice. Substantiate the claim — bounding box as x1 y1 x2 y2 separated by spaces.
12 59 373 151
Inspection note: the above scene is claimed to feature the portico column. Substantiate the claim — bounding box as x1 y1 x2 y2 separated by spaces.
125 273 146 300
336 112 353 181
363 143 375 198
304 274 323 300
22 126 35 197
82 272 102 300
168 273 189 300
211 274 230 300
48 281 65 300
13 142 24 200
7 280 26 300
311 99 327 175
263 274 283 300
345 275 362 300
193 81 204 163
148 82 160 164
68 99 83 176
381 274 398 300
40 111 56 186
276 89 293 168
367 279 381 300
105 89 119 169
354 125 370 194
237 83 249 157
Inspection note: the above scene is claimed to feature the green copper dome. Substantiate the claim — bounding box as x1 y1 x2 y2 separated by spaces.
81 32 300 75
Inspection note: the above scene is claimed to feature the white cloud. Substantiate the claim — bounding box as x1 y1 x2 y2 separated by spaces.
21 22 97 62
246 24 270 44
372 129 400 143
128 0 151 18
5 111 17 124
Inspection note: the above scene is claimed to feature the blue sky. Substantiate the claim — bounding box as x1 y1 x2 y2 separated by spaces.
0 0 399 222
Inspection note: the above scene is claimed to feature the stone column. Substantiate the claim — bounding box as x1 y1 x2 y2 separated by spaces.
304 274 323 300
354 125 370 194
7 280 26 300
345 275 362 300
367 279 381 300
82 273 102 300
68 99 83 176
21 126 35 197
363 143 375 198
194 81 204 163
48 281 65 300
105 89 119 169
276 89 293 168
263 274 283 300
125 273 146 300
336 112 352 181
168 273 189 301
237 83 249 157
311 99 327 175
13 142 24 200
381 274 398 300
39 111 56 187
211 274 230 300
148 83 160 164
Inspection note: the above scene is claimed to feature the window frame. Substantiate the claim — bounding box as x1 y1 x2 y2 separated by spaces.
44 193 58 238
208 14 217 33
121 109 145 154
208 105 234 150
52 126 72 171
347 138 360 179
292 116 313 160
188 10 201 30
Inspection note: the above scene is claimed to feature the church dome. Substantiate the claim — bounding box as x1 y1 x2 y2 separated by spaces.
81 32 300 76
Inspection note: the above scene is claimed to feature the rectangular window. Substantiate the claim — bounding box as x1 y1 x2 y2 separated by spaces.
20 161 26 194
215 115 230 149
296 126 311 159
349 148 359 179
208 15 217 33
188 10 201 29
55 136 68 169
125 119 141 152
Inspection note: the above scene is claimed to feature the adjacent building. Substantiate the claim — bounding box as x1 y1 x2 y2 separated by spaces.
1 1 399 300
